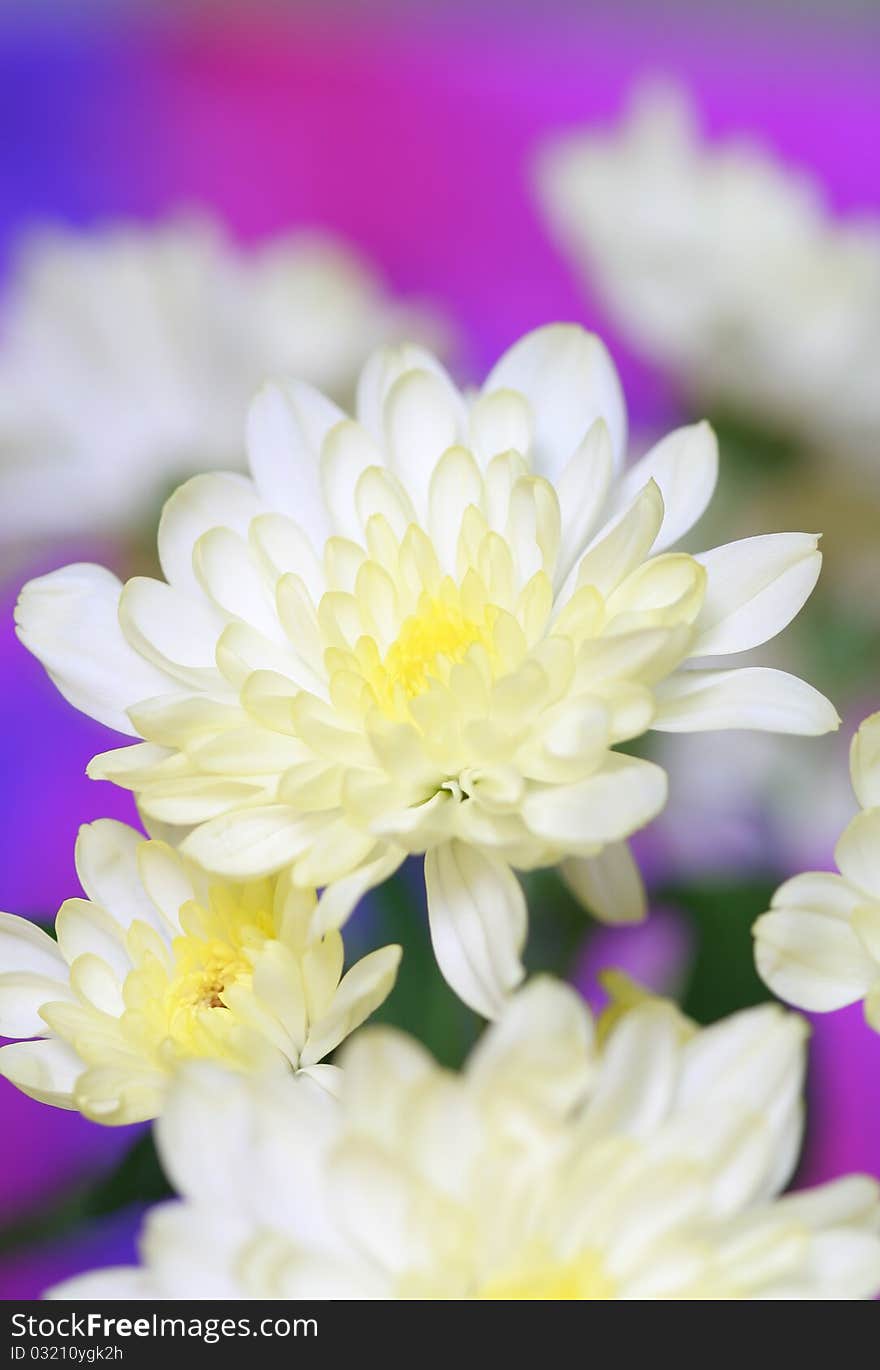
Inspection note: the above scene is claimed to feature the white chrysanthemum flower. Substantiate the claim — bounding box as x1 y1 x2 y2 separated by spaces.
536 83 880 464
17 323 837 1017
0 216 442 540
754 712 880 1029
0 818 400 1123
48 979 880 1300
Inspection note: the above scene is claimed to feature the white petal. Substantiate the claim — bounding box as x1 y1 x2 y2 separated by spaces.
484 323 627 480
522 754 667 847
575 480 664 599
16 565 174 736
310 847 406 937
850 712 880 810
835 809 880 901
158 473 265 597
560 841 647 924
653 668 839 735
554 419 614 590
692 534 822 657
466 975 595 1115
74 820 161 928
118 577 226 689
246 379 343 544
55 899 132 981
424 842 527 1019
181 806 322 878
611 422 718 553
356 341 457 443
0 1037 81 1107
321 419 386 542
300 944 402 1066
385 368 463 521
468 387 532 465
754 908 877 1012
193 528 279 637
0 971 73 1037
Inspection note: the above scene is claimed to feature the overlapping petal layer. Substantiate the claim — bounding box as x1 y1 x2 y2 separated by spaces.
49 980 880 1300
18 324 835 1014
0 820 399 1123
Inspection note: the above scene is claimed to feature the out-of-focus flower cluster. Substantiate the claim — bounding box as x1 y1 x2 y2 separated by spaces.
1 78 879 1301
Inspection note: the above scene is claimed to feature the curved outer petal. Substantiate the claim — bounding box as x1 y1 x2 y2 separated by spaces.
522 754 668 848
850 712 880 810
690 533 822 657
560 841 647 924
74 820 162 929
158 473 265 597
483 324 627 481
424 841 527 1019
0 1038 81 1108
15 564 175 735
653 668 839 735
609 421 718 554
754 906 878 1013
246 379 344 546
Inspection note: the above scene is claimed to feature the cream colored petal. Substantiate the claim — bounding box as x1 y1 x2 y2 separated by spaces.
691 533 822 657
74 820 162 929
158 473 265 598
560 841 647 924
246 378 343 544
386 369 464 521
849 712 880 810
300 944 402 1066
424 841 527 1019
310 846 406 937
835 809 880 901
554 419 614 591
15 564 175 735
0 1037 81 1108
483 323 627 479
653 668 839 735
753 908 876 1011
575 480 664 599
611 421 718 553
321 419 386 542
522 754 667 848
468 387 532 466
181 806 325 879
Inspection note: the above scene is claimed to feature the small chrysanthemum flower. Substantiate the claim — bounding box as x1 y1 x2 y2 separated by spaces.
17 324 837 1016
48 979 880 1300
0 819 400 1123
754 711 880 1030
0 216 442 541
536 83 880 466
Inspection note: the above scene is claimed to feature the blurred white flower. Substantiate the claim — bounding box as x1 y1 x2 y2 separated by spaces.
536 83 880 464
0 818 399 1124
0 216 443 541
48 979 880 1299
754 711 880 1029
17 324 837 1018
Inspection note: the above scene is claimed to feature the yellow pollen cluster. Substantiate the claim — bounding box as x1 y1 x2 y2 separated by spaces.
368 590 497 714
479 1249 615 1300
165 938 251 1024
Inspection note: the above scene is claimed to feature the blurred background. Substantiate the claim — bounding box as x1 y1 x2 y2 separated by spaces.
1 0 879 1295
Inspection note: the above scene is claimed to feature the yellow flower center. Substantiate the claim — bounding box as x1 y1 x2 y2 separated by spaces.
368 589 497 715
478 1250 614 1300
120 886 277 1065
164 937 251 1033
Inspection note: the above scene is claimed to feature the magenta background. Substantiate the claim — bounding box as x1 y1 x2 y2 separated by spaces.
0 2 878 1295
